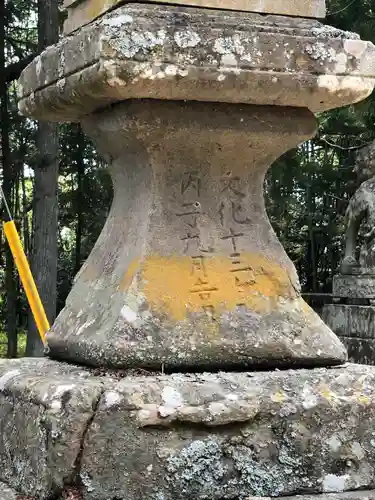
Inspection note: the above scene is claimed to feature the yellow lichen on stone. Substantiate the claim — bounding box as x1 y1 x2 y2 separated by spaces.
119 259 139 291
135 253 297 321
319 385 336 402
271 391 286 403
87 0 119 21
358 394 370 405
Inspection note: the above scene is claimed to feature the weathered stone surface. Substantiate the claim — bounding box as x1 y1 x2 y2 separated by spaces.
6 481 375 500
322 305 375 364
252 493 375 500
45 99 347 370
0 358 104 498
323 304 375 339
4 359 375 499
62 0 326 35
333 275 375 298
80 363 375 499
0 482 20 500
18 5 375 122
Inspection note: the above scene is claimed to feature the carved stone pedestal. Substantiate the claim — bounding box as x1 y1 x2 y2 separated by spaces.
18 3 375 370
323 275 375 364
43 99 346 369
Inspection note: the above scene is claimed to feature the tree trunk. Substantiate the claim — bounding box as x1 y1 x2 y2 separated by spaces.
21 166 30 255
74 124 85 275
0 0 18 358
26 0 59 356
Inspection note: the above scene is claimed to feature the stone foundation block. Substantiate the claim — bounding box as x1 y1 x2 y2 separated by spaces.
62 0 326 35
323 305 375 364
323 304 375 339
3 358 375 499
80 364 375 499
4 483 375 500
0 358 104 498
252 494 375 500
333 275 375 299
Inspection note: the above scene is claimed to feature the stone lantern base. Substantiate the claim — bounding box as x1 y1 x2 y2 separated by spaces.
18 3 375 370
2 357 375 499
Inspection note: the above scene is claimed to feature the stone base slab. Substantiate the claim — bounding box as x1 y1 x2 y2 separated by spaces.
3 358 375 499
323 304 375 339
323 304 375 364
333 275 375 299
62 0 326 35
0 358 104 498
18 5 375 122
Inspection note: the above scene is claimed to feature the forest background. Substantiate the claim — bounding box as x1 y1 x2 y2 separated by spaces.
0 0 374 358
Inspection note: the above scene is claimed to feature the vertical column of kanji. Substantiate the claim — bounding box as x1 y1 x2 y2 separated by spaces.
219 173 257 306
179 171 220 317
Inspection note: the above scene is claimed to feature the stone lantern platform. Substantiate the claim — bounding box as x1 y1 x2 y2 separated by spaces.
1 0 375 499
2 358 375 499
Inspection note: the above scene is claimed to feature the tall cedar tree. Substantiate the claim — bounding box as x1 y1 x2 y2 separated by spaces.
26 0 60 356
0 0 18 357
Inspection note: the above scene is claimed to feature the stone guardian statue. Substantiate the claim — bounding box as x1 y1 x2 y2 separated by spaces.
341 141 375 275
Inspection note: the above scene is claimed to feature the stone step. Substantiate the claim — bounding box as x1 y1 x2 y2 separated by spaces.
2 358 375 499
323 304 375 340
333 275 375 300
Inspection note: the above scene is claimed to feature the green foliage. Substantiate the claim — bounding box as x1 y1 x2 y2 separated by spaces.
266 0 375 292
0 331 26 358
57 123 112 311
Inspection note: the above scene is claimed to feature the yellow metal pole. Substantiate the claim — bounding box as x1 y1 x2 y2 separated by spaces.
3 220 49 345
